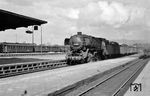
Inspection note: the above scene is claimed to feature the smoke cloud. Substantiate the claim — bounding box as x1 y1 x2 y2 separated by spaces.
78 1 146 28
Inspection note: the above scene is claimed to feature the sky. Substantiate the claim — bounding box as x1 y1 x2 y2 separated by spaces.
0 0 150 45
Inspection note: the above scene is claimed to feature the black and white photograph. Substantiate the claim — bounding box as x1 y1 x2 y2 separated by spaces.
0 0 150 96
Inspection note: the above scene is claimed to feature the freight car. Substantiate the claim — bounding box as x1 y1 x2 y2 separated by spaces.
120 44 129 55
106 41 120 58
120 44 138 56
0 42 67 53
64 32 138 65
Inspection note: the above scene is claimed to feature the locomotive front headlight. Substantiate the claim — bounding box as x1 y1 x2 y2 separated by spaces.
73 43 79 46
73 43 81 48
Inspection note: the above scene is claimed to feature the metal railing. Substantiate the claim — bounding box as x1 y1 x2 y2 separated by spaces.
0 59 67 78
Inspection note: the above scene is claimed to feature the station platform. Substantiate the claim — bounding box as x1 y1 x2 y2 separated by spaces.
8 54 66 60
0 53 66 60
0 56 137 96
0 54 65 66
0 54 66 65
124 59 150 96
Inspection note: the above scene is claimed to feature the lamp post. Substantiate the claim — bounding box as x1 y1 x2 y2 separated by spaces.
26 29 34 52
40 26 43 54
33 25 42 54
15 33 18 53
32 26 34 45
26 25 42 54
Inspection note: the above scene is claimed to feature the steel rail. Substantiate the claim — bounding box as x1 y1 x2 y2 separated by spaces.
76 59 144 96
112 59 149 96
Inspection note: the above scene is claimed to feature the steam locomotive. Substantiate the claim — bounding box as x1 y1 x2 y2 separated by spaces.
64 32 138 65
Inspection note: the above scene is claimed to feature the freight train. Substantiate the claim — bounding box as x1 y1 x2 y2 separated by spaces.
0 42 68 53
64 32 138 65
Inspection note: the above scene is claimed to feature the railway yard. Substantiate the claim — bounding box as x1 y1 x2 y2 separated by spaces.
0 53 149 96
0 7 150 96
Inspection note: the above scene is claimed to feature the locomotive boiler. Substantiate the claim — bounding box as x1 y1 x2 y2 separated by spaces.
64 32 108 64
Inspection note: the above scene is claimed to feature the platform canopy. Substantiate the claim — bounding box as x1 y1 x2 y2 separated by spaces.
0 9 47 31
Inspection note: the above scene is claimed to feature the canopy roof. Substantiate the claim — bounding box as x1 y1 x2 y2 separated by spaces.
0 9 47 31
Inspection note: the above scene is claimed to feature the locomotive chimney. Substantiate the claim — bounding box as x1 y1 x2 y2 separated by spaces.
77 32 82 35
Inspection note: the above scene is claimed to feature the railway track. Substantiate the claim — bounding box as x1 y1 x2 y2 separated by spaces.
0 59 67 78
50 58 149 96
77 59 148 96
